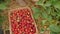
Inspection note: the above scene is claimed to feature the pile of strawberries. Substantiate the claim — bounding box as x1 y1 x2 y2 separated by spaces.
9 8 36 34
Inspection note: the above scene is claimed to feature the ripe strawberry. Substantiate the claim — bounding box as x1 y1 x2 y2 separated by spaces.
9 7 37 34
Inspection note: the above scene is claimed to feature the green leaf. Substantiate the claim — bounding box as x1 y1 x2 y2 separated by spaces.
0 3 7 9
44 1 51 7
0 19 3 23
46 7 51 14
32 6 40 13
50 31 59 34
54 1 60 9
0 9 3 13
32 6 41 19
0 0 5 3
41 20 47 26
41 12 48 19
50 0 58 5
0 15 4 22
49 24 60 33
33 13 40 19
0 15 4 26
36 0 44 5
47 15 52 21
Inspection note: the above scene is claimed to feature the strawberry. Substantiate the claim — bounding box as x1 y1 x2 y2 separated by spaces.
9 7 36 34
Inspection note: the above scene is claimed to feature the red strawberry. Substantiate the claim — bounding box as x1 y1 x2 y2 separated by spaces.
9 8 37 34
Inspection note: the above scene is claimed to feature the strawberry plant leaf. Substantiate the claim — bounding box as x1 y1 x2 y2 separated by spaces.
0 3 7 9
32 6 40 13
0 15 4 26
36 0 44 5
33 13 40 19
41 20 47 26
0 9 3 13
54 1 60 9
44 1 51 7
41 12 48 19
32 6 41 19
49 24 60 33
